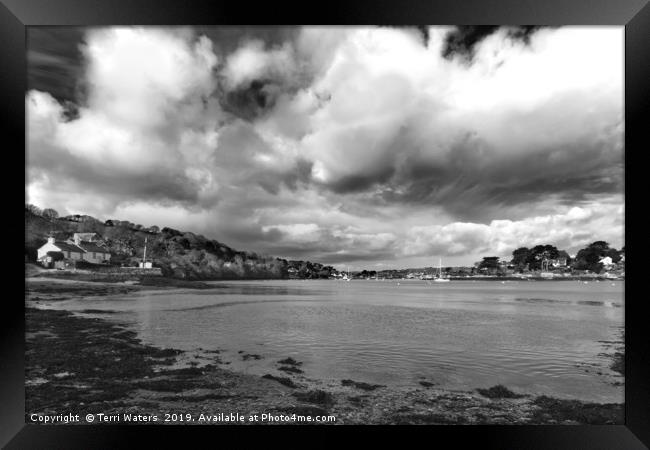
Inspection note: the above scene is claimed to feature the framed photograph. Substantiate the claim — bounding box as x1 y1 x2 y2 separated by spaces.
3 0 648 447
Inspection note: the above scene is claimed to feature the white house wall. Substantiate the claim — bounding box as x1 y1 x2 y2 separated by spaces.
37 242 64 260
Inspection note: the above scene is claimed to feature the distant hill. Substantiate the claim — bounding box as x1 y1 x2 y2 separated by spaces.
25 207 335 280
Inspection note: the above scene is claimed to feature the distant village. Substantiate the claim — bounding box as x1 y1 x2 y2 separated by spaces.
280 243 625 281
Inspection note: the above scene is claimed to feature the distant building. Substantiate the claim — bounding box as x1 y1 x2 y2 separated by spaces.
599 256 614 268
75 241 111 264
61 214 96 223
37 237 85 266
554 250 571 267
549 258 565 267
69 233 110 264
72 232 100 242
37 235 111 266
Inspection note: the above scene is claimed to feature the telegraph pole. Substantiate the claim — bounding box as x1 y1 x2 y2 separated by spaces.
143 236 147 267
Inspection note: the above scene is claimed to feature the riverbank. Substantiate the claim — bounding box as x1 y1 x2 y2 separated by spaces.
26 263 623 284
25 279 624 425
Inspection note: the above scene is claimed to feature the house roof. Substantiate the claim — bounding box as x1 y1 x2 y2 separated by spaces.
53 241 85 253
77 241 109 253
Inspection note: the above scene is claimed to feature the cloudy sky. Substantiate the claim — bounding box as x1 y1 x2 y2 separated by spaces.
26 26 624 269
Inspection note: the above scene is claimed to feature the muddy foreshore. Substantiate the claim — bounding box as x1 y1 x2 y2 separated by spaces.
25 278 624 425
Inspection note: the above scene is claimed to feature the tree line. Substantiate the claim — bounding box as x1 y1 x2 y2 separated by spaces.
478 241 624 274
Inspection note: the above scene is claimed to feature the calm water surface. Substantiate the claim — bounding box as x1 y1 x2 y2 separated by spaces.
49 279 624 402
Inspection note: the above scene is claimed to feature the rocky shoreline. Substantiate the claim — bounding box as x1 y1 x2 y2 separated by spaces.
25 279 624 425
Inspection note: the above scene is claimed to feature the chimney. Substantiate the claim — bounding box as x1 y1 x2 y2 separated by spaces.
73 233 81 245
47 236 55 244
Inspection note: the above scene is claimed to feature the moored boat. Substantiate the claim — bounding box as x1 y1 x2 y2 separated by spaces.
433 257 450 283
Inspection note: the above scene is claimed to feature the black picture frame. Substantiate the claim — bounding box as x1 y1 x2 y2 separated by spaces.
3 0 648 447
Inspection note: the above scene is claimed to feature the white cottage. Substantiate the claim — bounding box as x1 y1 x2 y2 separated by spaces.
38 237 84 263
37 236 111 266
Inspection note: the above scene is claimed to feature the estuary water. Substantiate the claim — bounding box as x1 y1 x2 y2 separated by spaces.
49 279 624 402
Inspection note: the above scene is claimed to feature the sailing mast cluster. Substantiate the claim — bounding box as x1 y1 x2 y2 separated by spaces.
433 257 450 282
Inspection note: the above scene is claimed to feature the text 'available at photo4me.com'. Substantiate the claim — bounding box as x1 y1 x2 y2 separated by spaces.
28 411 338 424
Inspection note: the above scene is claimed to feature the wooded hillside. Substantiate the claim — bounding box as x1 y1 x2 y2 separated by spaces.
25 206 336 280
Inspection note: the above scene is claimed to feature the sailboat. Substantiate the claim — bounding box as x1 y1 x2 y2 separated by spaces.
342 266 351 281
433 258 450 282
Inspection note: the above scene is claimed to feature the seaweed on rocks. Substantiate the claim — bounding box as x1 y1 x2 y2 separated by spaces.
341 379 385 391
262 374 298 388
530 396 623 424
476 385 525 399
278 357 302 366
278 365 304 374
292 390 334 406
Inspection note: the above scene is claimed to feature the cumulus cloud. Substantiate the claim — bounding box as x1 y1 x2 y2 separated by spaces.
221 40 298 90
294 26 623 218
27 28 224 211
403 203 624 260
26 26 624 267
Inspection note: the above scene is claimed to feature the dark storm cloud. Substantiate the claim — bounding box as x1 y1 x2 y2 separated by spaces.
27 28 86 103
27 136 206 207
27 26 301 119
281 158 314 191
327 166 397 194
506 26 544 44
372 134 623 222
441 25 499 60
195 26 299 55
215 39 317 122
220 79 282 121
416 26 430 46
310 123 623 222
380 167 624 223
442 25 543 61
